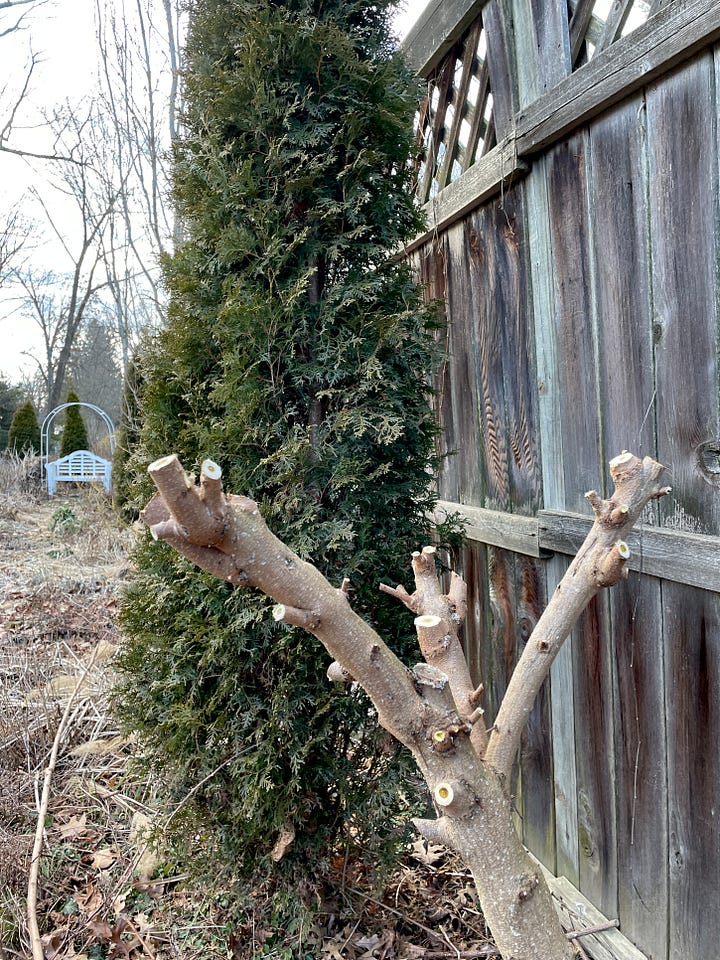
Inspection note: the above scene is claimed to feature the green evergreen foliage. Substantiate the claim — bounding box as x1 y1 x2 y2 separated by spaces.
118 0 451 889
7 400 40 454
60 390 90 456
112 357 142 520
0 377 23 450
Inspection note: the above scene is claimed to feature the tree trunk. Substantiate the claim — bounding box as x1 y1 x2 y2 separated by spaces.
141 451 669 960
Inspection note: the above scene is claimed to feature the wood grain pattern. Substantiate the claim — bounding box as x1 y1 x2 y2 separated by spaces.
545 130 618 917
444 222 484 505
646 54 720 958
539 511 720 591
481 0 517 139
647 55 720 536
514 0 720 157
486 184 554 867
573 593 618 919
525 152 578 883
665 585 720 957
587 96 667 955
406 9 720 957
545 133 602 511
433 499 540 556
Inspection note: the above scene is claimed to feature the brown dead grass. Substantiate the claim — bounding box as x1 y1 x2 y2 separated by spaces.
0 471 500 960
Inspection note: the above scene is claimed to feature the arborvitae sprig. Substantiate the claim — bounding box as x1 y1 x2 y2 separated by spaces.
118 0 446 887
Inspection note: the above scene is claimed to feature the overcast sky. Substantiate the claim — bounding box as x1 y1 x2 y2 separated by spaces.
0 0 432 383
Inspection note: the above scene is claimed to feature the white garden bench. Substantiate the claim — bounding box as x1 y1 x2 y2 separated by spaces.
45 449 112 496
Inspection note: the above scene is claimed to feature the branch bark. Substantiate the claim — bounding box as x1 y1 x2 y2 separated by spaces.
484 451 670 781
141 450 667 960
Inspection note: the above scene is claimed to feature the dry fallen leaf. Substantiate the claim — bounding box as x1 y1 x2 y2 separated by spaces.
90 847 118 870
57 813 91 840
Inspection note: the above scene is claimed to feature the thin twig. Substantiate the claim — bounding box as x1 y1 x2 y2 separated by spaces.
571 937 591 960
565 918 619 940
26 645 101 960
345 886 495 953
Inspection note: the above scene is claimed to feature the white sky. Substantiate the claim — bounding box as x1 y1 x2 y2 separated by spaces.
0 0 432 383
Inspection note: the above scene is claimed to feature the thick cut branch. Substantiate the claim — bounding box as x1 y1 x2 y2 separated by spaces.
143 455 575 960
143 457 424 748
485 452 669 782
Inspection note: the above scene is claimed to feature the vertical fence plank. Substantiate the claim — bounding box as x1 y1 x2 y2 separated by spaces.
546 131 620 917
573 593 618 918
487 185 554 867
445 222 485 505
526 155 574 882
482 0 517 138
664 587 720 957
465 203 516 727
545 133 601 510
587 95 668 958
647 54 720 958
648 56 720 536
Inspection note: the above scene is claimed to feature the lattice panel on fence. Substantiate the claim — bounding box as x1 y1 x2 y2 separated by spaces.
414 19 496 204
568 0 667 69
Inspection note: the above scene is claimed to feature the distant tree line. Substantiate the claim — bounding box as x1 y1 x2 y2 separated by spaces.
0 375 94 457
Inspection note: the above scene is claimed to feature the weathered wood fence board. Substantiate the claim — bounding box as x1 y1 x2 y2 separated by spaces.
405 4 720 958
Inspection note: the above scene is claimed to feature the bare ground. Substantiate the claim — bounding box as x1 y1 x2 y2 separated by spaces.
0 473 499 960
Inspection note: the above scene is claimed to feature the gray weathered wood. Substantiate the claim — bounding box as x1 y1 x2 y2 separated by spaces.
538 511 720 592
511 0 571 104
573 592 618 919
481 0 517 138
647 54 720 536
402 0 486 77
664 585 720 958
545 133 601 510
515 0 720 157
435 499 720 592
535 861 651 960
434 500 539 556
647 53 720 959
587 95 668 958
404 138 528 255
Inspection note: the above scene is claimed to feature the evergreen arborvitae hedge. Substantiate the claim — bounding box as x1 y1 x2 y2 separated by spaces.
60 391 89 456
7 400 40 454
112 358 142 520
118 0 450 892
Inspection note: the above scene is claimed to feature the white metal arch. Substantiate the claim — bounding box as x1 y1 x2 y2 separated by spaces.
40 402 116 488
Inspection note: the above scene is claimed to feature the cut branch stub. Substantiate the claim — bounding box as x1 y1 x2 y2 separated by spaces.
485 451 669 783
147 455 226 547
414 614 452 661
199 458 226 518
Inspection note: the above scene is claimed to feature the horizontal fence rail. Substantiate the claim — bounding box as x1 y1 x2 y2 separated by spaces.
433 500 720 592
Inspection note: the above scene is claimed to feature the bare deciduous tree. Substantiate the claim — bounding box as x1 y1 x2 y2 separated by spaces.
13 106 120 410
94 0 184 370
0 0 47 39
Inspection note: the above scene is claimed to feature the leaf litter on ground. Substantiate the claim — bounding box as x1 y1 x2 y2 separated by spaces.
0 473 500 960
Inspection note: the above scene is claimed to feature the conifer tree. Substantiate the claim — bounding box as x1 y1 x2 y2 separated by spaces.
7 400 40 454
60 390 90 456
118 0 448 886
112 357 142 520
0 378 22 451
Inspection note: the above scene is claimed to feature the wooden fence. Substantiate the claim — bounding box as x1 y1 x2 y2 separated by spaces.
403 2 720 958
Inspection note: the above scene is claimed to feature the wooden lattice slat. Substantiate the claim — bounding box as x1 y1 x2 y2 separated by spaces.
570 0 653 69
414 18 495 204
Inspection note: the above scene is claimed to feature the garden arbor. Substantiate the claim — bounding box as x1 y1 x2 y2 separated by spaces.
40 402 116 491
